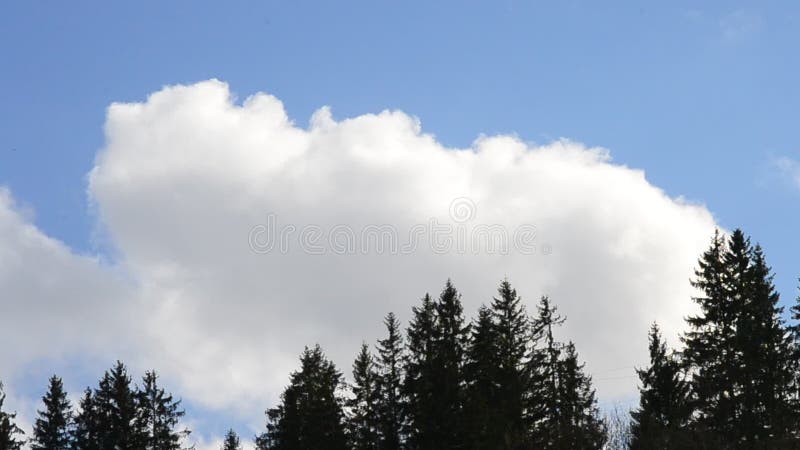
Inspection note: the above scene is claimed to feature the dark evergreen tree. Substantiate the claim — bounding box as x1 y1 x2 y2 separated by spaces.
0 382 24 450
428 280 469 450
682 230 796 447
527 296 564 448
31 375 72 450
253 432 273 450
789 280 800 440
740 244 796 445
464 280 530 450
375 312 406 450
629 324 692 450
525 296 605 449
71 388 100 450
403 294 437 450
264 345 348 450
254 432 270 450
347 343 380 450
488 280 529 449
464 305 500 450
553 342 606 450
789 280 800 344
681 230 731 447
221 429 241 450
138 370 189 449
92 361 147 449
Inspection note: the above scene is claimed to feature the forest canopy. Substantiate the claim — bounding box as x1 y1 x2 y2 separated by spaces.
2 229 799 449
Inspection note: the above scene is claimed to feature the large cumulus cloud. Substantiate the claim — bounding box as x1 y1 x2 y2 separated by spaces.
0 189 134 372
2 80 717 437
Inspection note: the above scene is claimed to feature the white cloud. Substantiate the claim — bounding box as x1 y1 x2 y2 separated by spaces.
775 156 800 190
0 188 135 374
719 9 763 42
1 80 719 438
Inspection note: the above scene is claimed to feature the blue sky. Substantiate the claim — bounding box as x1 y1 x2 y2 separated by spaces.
2 0 799 444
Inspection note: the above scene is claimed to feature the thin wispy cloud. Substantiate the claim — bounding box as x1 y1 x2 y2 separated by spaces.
719 9 764 42
774 156 800 190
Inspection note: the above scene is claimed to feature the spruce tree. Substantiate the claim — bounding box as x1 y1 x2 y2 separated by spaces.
403 294 437 449
525 296 605 449
741 245 796 444
683 230 796 446
137 370 189 449
93 361 147 449
629 324 692 450
253 432 270 450
464 305 500 450
681 230 731 446
464 280 530 450
375 312 406 450
429 280 469 449
348 343 380 450
527 296 564 448
489 280 529 449
71 388 100 450
221 429 241 450
789 280 800 439
264 345 348 450
553 343 606 450
0 382 24 450
31 375 72 450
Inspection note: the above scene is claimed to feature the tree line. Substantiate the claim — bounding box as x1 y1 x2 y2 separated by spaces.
1 228 799 449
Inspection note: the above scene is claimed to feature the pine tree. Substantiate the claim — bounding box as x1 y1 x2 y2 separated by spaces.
263 385 298 450
740 244 796 445
553 342 606 450
348 343 380 450
429 280 470 449
527 296 564 448
93 361 147 449
525 296 605 449
137 370 189 449
264 345 348 450
31 375 72 450
221 429 241 450
464 305 500 450
403 294 437 449
375 312 406 450
0 382 24 450
683 230 796 446
71 388 100 450
464 280 530 450
681 230 731 446
629 324 692 450
789 280 800 440
254 432 270 450
489 280 529 449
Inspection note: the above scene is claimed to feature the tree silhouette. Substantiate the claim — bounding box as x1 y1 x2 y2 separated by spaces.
71 387 100 450
375 312 406 450
31 375 72 450
221 429 241 450
403 293 437 449
347 343 380 450
264 345 348 450
137 370 189 449
683 230 796 446
0 382 24 450
629 324 692 449
94 361 147 449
